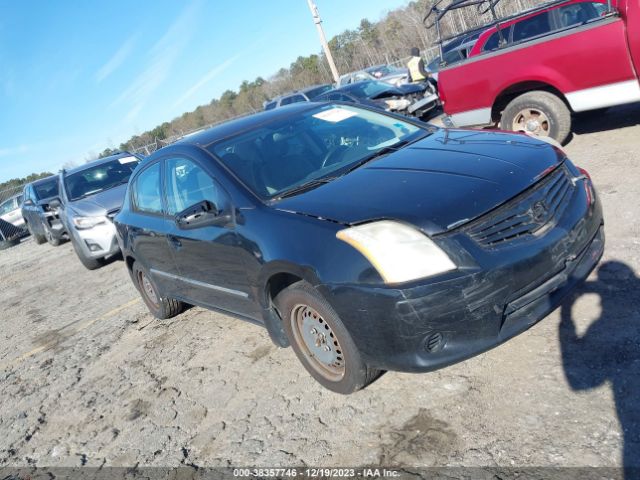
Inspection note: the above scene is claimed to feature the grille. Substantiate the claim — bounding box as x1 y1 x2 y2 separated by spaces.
466 166 574 248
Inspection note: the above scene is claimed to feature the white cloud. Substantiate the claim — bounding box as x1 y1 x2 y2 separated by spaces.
0 145 29 157
171 54 240 109
110 1 202 122
96 35 136 83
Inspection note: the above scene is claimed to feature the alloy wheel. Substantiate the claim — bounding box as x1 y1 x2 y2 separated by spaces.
512 108 551 136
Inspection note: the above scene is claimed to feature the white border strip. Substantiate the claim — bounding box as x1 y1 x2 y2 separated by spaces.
566 80 640 112
449 107 492 127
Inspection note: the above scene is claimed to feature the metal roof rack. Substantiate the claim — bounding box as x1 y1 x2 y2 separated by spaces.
423 0 614 61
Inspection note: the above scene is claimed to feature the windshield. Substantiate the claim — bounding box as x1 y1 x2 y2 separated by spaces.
304 85 332 99
64 156 139 201
209 104 426 200
365 65 400 77
33 178 59 200
344 81 395 99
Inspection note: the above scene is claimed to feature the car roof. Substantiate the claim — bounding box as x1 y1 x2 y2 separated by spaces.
30 174 59 187
174 102 321 147
62 151 137 176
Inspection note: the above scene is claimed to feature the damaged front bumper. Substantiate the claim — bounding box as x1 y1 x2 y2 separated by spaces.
319 184 604 373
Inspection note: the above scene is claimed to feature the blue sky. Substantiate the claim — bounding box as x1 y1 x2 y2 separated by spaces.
0 0 409 182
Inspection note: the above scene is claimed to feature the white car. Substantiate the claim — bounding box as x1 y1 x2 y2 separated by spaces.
0 193 25 228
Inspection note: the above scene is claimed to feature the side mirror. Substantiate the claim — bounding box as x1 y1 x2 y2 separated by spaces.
175 200 231 230
48 198 62 209
23 199 34 207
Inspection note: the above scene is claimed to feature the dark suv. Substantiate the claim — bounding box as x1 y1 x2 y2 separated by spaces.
22 175 66 246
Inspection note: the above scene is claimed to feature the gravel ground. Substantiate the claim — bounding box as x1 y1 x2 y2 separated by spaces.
0 105 639 471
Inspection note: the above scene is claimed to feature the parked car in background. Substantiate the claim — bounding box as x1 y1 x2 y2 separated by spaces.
22 175 66 246
53 152 142 269
337 65 408 87
316 80 438 117
115 102 603 394
0 193 25 228
0 218 26 250
263 84 333 110
433 0 640 143
426 31 481 82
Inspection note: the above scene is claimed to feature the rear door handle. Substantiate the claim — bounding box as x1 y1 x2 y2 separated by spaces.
168 235 182 249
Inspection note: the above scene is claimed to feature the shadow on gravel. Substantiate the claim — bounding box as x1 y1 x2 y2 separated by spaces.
572 102 640 137
559 261 640 480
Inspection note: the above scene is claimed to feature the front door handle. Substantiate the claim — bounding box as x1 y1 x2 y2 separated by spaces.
168 235 182 250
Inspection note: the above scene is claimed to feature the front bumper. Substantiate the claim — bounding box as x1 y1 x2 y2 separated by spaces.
74 221 120 258
319 182 604 373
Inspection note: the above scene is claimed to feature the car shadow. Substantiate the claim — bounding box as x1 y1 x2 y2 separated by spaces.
559 261 640 479
571 102 640 138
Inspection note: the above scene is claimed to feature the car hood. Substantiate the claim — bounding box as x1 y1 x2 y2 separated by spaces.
273 129 565 235
370 83 425 99
69 183 127 217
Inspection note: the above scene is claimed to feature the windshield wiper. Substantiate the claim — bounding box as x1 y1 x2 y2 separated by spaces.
342 140 411 175
275 177 338 200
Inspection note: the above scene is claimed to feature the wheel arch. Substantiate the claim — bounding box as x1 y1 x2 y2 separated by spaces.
258 261 323 348
491 81 572 123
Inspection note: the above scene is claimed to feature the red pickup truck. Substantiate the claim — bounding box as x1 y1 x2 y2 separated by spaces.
433 0 640 143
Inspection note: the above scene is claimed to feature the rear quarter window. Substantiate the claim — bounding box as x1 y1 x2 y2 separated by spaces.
512 11 552 43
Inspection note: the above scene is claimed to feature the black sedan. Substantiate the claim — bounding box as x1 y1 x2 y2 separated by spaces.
316 80 438 117
115 103 604 394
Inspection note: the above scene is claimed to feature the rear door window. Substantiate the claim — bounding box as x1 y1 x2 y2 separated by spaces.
555 2 601 28
132 162 163 214
512 11 552 43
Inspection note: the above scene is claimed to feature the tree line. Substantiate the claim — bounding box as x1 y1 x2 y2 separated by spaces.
96 0 544 158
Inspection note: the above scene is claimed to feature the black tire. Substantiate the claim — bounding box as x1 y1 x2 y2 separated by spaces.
501 90 572 145
275 280 382 394
70 236 104 270
132 261 184 320
27 222 46 245
45 227 61 247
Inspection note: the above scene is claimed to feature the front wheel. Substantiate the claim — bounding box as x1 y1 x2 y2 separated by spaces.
275 281 382 394
501 90 571 145
27 222 46 245
45 227 61 247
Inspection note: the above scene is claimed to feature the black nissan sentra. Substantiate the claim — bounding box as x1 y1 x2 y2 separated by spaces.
115 103 604 394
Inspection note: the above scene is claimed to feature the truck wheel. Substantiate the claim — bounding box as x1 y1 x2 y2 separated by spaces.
502 91 571 144
27 222 46 245
132 261 184 320
275 280 382 394
70 236 104 270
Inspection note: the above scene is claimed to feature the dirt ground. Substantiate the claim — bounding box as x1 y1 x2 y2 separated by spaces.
0 105 639 471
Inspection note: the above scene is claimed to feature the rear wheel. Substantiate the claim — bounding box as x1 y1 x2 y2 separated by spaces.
275 281 382 394
501 91 571 144
132 261 184 320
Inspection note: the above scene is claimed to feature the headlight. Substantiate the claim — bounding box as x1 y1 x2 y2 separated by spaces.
72 215 107 229
336 220 456 284
384 98 411 111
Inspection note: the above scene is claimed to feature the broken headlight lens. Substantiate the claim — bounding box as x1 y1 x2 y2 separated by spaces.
336 220 456 284
384 98 412 111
